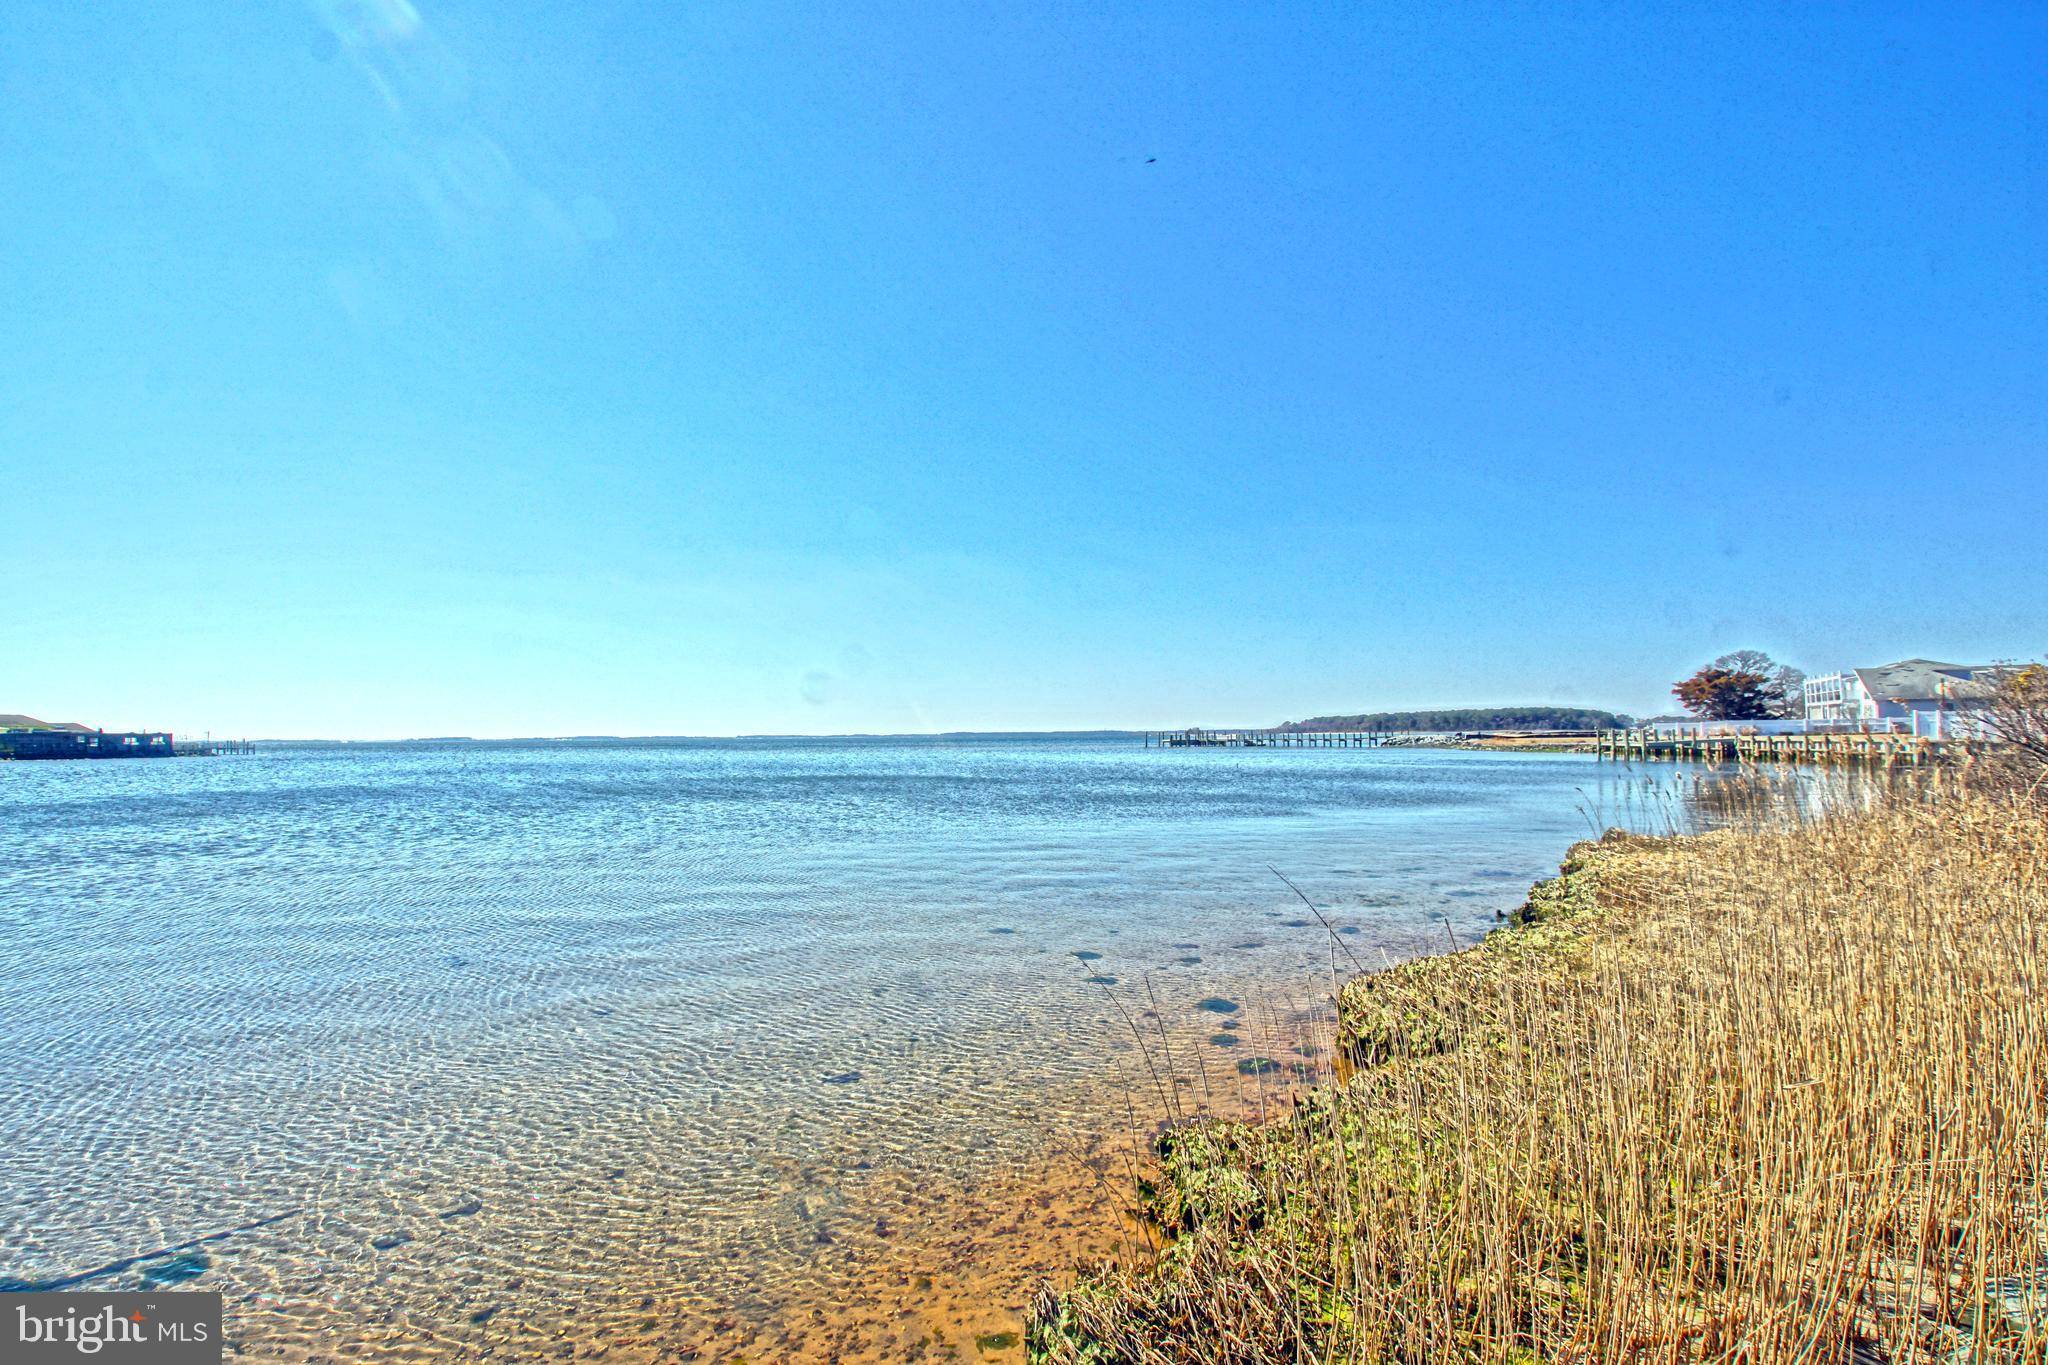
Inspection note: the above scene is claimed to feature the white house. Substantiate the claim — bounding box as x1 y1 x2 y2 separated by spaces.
1801 659 2004 738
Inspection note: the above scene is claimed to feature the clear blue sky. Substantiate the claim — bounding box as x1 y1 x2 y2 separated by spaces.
5 3 2043 738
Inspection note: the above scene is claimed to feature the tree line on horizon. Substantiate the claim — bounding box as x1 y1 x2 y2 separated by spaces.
1279 650 1828 733
1276 706 1633 733
1281 647 1812 733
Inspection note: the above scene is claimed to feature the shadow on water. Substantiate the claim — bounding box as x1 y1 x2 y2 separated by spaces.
0 1209 299 1293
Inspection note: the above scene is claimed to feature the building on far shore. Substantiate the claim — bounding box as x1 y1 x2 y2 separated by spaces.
1801 659 2006 739
0 715 175 760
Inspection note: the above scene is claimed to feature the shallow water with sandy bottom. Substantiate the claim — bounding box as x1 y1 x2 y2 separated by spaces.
0 737 1730 1357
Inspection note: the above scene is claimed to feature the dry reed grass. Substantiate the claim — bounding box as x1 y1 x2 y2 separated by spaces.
1029 781 2048 1362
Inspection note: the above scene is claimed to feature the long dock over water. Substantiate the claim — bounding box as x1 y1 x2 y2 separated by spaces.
1144 725 1993 765
1596 728 1988 766
1145 729 1392 748
176 737 257 756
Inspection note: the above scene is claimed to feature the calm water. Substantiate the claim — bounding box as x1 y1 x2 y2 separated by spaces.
1 737 1725 1356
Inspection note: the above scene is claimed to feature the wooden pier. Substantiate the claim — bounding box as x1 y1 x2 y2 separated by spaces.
1596 728 1987 767
1145 729 1392 748
174 737 257 756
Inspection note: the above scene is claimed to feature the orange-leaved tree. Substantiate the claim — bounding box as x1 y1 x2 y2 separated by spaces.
1673 666 1780 719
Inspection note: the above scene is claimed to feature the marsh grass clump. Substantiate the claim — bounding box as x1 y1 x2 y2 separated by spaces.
1030 785 2048 1362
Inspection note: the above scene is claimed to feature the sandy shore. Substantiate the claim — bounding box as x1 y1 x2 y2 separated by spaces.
667 1000 1336 1362
1391 732 1598 753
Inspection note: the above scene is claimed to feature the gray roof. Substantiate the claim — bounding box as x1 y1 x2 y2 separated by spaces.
1851 659 1995 703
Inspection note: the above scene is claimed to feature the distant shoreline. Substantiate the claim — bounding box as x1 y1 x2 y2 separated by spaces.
228 729 1605 749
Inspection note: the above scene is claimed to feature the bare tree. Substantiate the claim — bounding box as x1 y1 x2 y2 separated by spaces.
1981 661 2048 791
